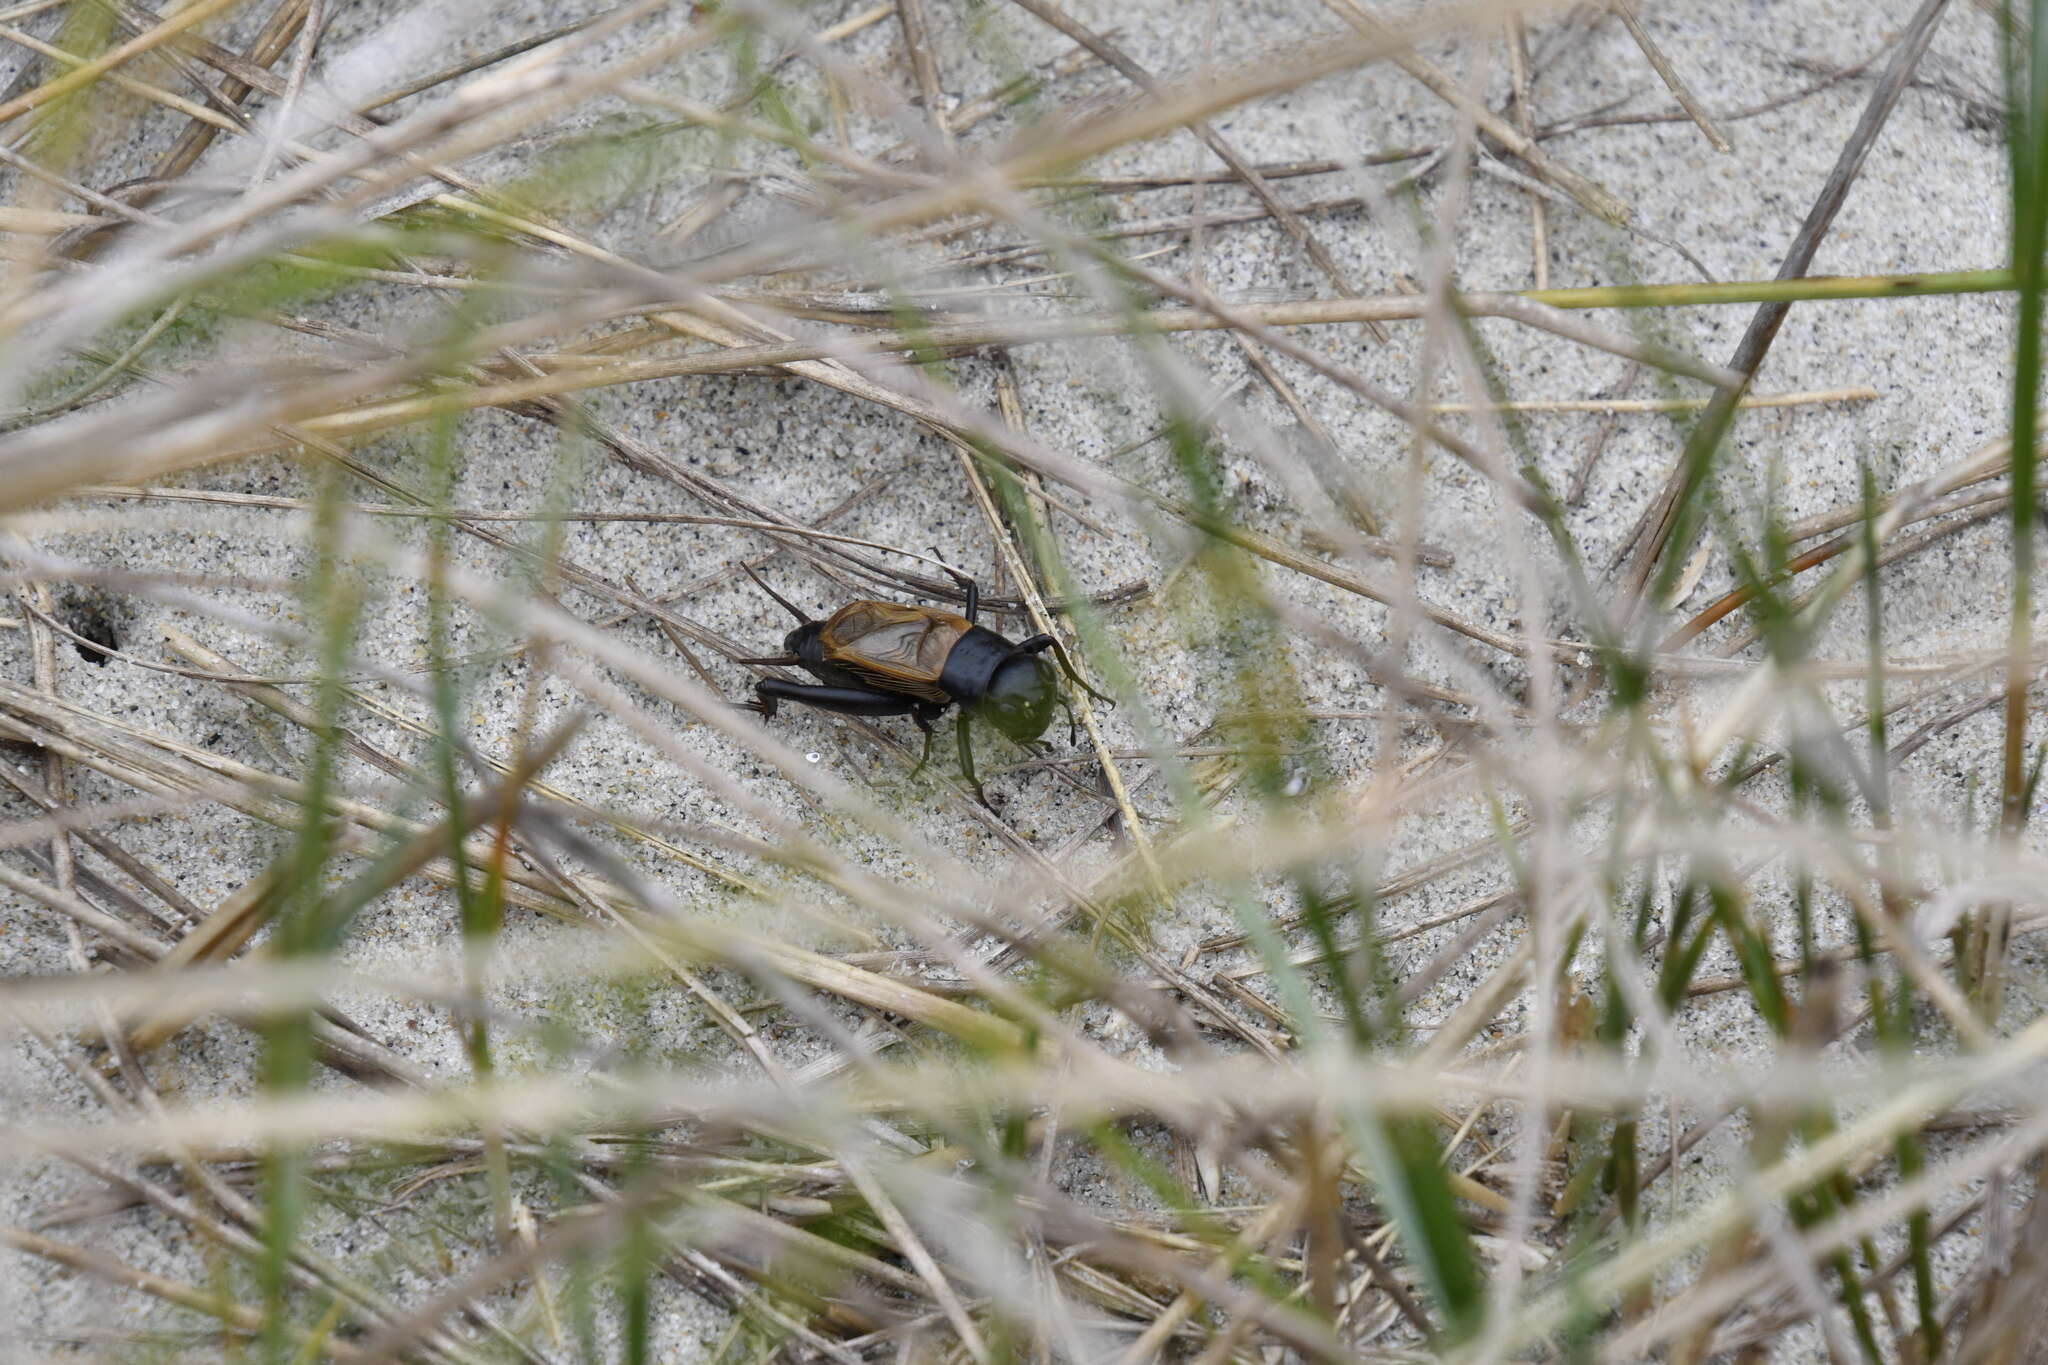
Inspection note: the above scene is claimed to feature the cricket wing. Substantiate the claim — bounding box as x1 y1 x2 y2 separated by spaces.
819 601 968 703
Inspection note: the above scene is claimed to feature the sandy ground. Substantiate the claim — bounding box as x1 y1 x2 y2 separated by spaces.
0 0 2032 1356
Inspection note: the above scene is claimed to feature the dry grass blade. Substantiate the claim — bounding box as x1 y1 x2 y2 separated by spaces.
1617 0 1954 595
1609 0 1732 153
0 0 247 127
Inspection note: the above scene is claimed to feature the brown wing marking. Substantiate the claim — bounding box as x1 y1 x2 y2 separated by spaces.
818 601 970 703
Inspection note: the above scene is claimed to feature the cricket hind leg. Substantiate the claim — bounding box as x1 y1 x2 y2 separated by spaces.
746 679 922 719
927 549 980 624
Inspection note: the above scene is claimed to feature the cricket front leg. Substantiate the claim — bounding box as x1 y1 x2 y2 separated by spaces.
956 709 993 810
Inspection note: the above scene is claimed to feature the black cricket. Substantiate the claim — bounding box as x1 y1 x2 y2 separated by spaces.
736 565 1108 806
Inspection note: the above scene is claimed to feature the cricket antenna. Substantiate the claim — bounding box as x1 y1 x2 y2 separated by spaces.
741 564 811 623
